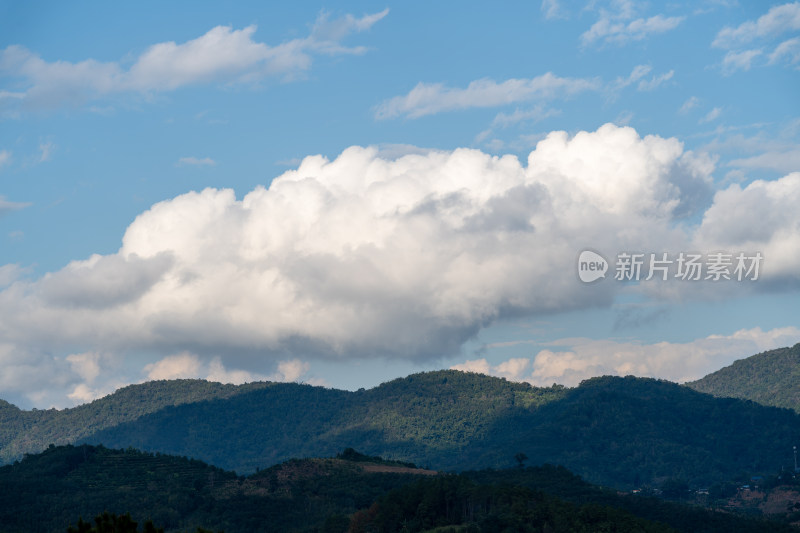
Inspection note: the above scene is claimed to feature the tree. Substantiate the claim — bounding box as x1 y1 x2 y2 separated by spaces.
515 452 528 469
67 512 164 533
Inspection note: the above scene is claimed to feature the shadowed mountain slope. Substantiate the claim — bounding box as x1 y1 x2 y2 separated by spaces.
687 343 800 413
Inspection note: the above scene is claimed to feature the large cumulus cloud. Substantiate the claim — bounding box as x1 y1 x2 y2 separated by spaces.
694 172 800 285
1 123 798 407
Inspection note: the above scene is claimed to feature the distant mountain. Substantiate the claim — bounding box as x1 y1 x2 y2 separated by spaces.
4 366 800 491
686 343 800 413
0 444 791 533
0 379 273 464
79 371 563 475
80 372 800 488
494 375 800 488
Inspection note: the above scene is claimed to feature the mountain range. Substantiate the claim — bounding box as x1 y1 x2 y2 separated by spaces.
3 345 800 490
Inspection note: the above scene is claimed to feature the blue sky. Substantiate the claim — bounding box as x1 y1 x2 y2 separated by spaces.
1 1 799 408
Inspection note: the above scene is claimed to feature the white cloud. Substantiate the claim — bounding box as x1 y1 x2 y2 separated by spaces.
0 126 715 367
0 149 10 168
713 2 800 49
728 148 800 174
451 357 531 380
697 127 800 180
66 352 103 383
374 73 600 119
637 69 674 91
144 352 308 386
0 10 388 110
38 252 174 309
769 37 800 67
490 106 561 128
270 359 311 382
68 384 104 404
494 357 531 379
721 49 762 74
679 96 699 114
3 124 800 407
451 358 491 375
178 156 216 167
0 195 31 217
582 14 684 46
541 0 566 20
309 9 389 48
610 65 674 93
61 352 124 404
712 3 800 72
0 90 24 100
144 352 203 380
452 327 800 386
205 357 253 385
694 172 800 282
0 264 25 287
699 107 722 124
614 110 634 126
610 64 652 91
38 141 54 162
126 25 272 91
477 106 561 147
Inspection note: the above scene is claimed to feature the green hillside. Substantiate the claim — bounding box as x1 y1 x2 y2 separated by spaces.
686 343 800 413
4 367 800 491
0 444 791 533
0 444 433 533
505 375 800 488
80 371 562 475
77 372 800 489
0 379 273 464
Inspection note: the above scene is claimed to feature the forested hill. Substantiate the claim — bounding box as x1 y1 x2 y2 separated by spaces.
82 373 800 488
0 444 792 533
0 371 559 470
686 343 800 413
0 444 436 533
4 368 800 490
0 379 273 464
79 371 563 475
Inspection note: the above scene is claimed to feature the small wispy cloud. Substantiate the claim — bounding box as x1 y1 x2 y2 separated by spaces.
0 149 10 168
491 105 561 129
375 73 599 119
0 10 389 111
679 96 699 114
712 2 800 49
699 107 722 124
607 65 672 101
0 195 31 217
582 14 685 46
712 3 800 72
769 37 800 67
610 64 652 91
39 141 54 162
541 0 567 20
637 69 674 91
729 148 800 174
177 156 216 167
721 49 762 75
